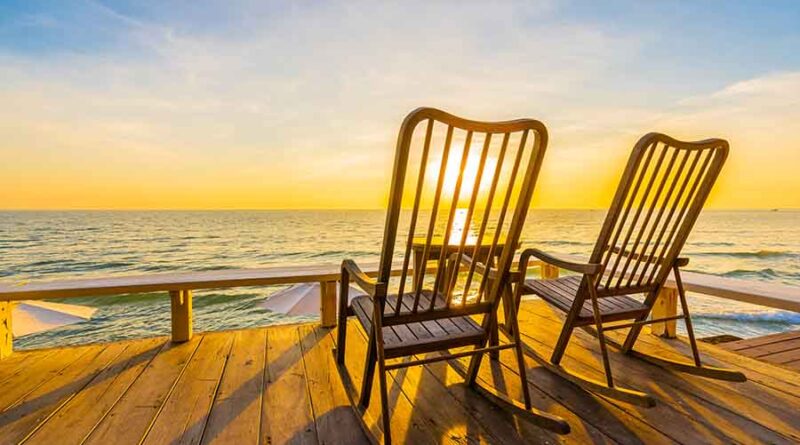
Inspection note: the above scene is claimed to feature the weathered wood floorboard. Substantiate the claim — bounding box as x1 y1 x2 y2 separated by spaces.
0 300 798 445
518 301 798 444
720 330 800 371
23 338 165 444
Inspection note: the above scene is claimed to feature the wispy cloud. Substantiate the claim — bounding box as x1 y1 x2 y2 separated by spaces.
0 1 798 208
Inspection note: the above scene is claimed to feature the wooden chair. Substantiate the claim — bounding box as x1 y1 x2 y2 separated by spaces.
514 133 746 407
334 107 570 444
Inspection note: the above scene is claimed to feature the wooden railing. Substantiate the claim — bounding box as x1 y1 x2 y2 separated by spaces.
0 262 383 358
0 259 797 359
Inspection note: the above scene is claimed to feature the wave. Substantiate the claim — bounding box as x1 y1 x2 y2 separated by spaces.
693 250 796 259
695 311 800 325
721 268 790 280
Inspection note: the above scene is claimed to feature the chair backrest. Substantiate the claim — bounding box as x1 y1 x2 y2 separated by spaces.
588 133 728 296
377 107 547 319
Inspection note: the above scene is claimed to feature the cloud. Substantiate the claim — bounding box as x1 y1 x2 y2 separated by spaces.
0 2 796 208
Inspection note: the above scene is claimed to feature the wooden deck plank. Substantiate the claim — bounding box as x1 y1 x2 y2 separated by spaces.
520 301 800 443
0 347 96 412
517 314 780 444
720 330 800 352
142 332 234 445
719 330 800 370
0 349 36 374
261 326 318 445
338 318 438 444
609 316 800 400
200 329 267 445
299 325 369 445
350 324 498 445
83 336 203 445
1 299 799 445
0 342 124 444
453 352 620 444
415 357 563 445
490 348 673 445
23 338 165 445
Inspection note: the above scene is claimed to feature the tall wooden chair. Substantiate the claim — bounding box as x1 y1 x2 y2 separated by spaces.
514 133 745 407
335 107 569 444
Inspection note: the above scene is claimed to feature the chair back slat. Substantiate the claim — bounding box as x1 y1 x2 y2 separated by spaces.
394 119 434 315
430 130 474 311
476 129 530 303
589 133 728 295
379 108 547 321
444 132 492 308
462 132 510 304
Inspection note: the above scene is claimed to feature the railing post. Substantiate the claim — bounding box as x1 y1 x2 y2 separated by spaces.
170 290 193 342
651 286 678 338
540 263 560 280
319 280 337 328
0 301 12 359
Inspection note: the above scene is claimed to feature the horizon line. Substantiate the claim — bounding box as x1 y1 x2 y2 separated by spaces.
0 207 797 212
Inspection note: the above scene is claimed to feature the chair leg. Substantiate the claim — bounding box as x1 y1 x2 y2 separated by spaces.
674 267 702 367
358 331 377 409
466 316 495 387
489 323 500 361
336 281 349 365
507 292 532 409
587 284 614 387
550 324 574 365
377 358 392 445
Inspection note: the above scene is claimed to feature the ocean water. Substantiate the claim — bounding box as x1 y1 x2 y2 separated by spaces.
1 210 798 350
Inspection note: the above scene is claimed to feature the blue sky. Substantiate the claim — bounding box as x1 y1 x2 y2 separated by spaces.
0 1 799 208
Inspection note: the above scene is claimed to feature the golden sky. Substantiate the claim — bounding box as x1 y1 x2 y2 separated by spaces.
1 2 799 210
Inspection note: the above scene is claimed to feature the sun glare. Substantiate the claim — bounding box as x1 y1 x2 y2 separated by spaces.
427 150 498 201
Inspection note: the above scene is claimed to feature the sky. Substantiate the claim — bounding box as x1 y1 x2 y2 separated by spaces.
0 0 798 210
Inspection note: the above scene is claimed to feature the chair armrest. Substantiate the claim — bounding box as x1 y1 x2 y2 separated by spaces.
519 248 602 276
341 259 377 296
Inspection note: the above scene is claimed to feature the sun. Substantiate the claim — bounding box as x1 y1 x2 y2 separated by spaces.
427 150 497 203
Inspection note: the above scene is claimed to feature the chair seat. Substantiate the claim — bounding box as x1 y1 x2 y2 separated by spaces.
522 275 649 323
350 291 486 359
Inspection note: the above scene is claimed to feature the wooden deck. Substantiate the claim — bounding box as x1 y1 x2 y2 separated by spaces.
720 330 800 372
2 299 800 445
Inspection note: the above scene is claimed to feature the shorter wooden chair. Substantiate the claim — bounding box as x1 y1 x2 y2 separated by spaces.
335 108 570 444
514 133 745 407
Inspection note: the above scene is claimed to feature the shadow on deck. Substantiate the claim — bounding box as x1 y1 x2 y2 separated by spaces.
1 299 799 444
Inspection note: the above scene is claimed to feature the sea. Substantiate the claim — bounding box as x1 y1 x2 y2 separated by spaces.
1 210 798 350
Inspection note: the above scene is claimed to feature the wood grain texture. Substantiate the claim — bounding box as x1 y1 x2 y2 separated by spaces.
3 301 800 445
319 280 338 328
201 329 267 445
0 302 11 359
82 337 203 445
650 287 678 338
170 289 193 343
142 332 233 445
720 330 800 371
24 338 165 444
261 326 318 444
